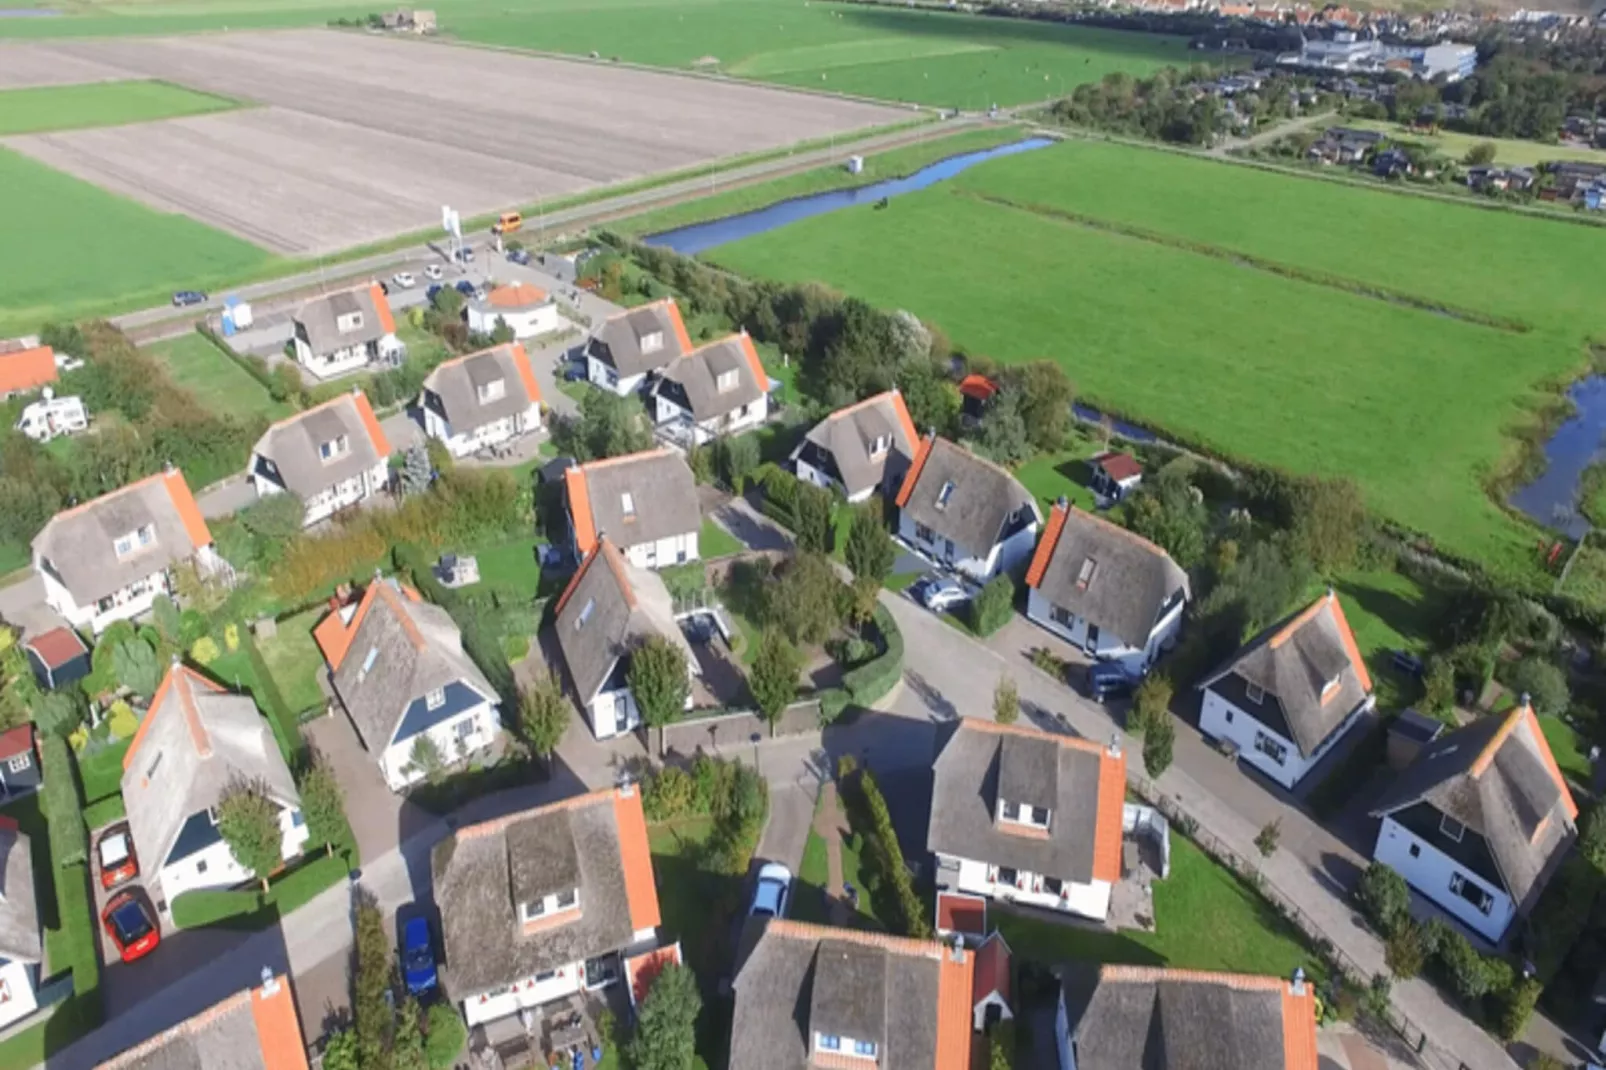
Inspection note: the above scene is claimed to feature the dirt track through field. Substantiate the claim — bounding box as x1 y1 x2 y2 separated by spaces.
1 29 907 255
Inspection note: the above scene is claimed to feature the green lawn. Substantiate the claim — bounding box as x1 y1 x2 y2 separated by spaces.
445 0 1193 108
794 818 881 928
471 538 545 601
701 517 744 559
1540 714 1590 782
0 80 235 136
1318 569 1444 713
170 847 355 929
143 332 290 421
0 146 278 336
615 124 1031 238
76 738 131 804
646 817 728 1070
712 139 1582 585
1346 119 1606 170
995 833 1325 981
255 608 328 715
1013 429 1104 516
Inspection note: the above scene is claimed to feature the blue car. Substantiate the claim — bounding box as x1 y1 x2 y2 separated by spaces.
401 915 437 995
425 284 444 303
454 280 476 298
171 290 207 308
506 248 531 265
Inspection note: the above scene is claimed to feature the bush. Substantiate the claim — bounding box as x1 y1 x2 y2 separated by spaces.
971 574 1014 637
41 734 86 868
425 1003 467 1070
1254 819 1281 857
841 605 902 707
106 701 138 740
844 767 930 938
1356 862 1411 938
819 688 851 725
1505 655 1569 715
1141 714 1174 775
1384 921 1426 979
643 766 696 821
1435 929 1496 1004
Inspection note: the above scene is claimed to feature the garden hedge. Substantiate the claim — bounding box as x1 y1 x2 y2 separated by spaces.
41 735 86 869
847 767 930 938
841 604 903 707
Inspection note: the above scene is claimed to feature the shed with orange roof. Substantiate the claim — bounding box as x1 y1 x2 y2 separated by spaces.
0 344 57 399
1197 588 1375 791
928 718 1127 923
467 282 560 339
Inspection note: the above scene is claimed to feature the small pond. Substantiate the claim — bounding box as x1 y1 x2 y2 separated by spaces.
1072 402 1157 444
643 135 1055 255
1508 375 1606 539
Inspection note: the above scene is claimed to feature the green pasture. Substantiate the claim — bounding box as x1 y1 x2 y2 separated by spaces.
143 333 290 421
446 0 1192 107
0 146 279 337
0 80 236 135
709 145 1581 581
1346 119 1606 170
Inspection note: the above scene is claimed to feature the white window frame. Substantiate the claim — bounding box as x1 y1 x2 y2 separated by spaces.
1253 730 1287 765
1245 682 1265 704
5 756 27 774
1439 814 1465 842
426 688 445 710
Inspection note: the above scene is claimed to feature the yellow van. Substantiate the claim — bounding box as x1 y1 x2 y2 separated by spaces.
494 211 523 235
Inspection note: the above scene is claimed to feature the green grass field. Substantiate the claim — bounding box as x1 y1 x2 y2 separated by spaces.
0 146 279 336
0 80 236 135
2 0 1190 109
1348 119 1606 170
143 333 289 421
710 139 1591 582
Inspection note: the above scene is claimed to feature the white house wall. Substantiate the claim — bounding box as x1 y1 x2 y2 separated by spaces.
294 337 371 380
254 458 388 527
380 700 501 792
793 455 874 504
467 304 561 339
424 404 542 460
948 855 1111 922
1197 690 1317 790
1373 816 1515 944
463 960 584 1028
584 656 700 740
898 514 1039 584
1025 588 1185 675
158 806 311 905
0 960 37 1030
586 358 644 397
619 532 699 572
38 561 170 635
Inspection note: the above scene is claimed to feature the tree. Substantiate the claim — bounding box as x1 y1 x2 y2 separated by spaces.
32 691 82 739
557 388 652 461
794 482 834 553
298 749 350 856
993 676 1019 725
424 1003 467 1070
519 672 570 761
1581 800 1606 872
399 443 432 496
489 317 516 346
1255 819 1281 857
719 433 760 491
766 552 848 645
1356 862 1411 937
1125 473 1208 568
1142 712 1174 776
430 285 464 316
217 779 284 892
1464 140 1497 165
971 574 1014 637
1132 675 1172 737
750 630 803 729
629 635 689 754
407 734 445 782
1000 361 1075 453
239 491 305 541
151 594 182 647
625 962 702 1070
1421 656 1456 719
973 390 1032 466
843 504 894 584
1288 476 1367 573
354 900 395 1070
321 1030 359 1070
1507 655 1569 715
112 638 160 699
391 998 428 1070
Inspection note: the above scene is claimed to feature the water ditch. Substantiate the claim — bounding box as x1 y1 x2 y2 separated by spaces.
1509 375 1606 539
642 136 1055 255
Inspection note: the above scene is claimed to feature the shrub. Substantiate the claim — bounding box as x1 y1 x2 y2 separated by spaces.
1384 921 1426 979
846 767 930 938
1435 929 1496 1004
40 734 85 868
424 1003 467 1070
1356 862 1411 938
1142 713 1174 776
106 701 138 740
644 766 696 821
224 623 240 651
841 605 903 707
819 688 851 725
971 574 1014 637
1254 819 1281 857
1132 675 1172 737
190 635 220 665
1506 655 1569 716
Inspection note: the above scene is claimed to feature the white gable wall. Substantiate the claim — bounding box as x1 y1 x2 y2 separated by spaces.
619 532 699 572
1373 815 1515 944
1198 687 1370 791
898 513 1039 584
0 960 37 1030
158 802 311 906
422 399 542 460
467 303 560 339
37 558 172 635
942 854 1110 922
586 357 645 397
379 698 502 792
1025 587 1185 675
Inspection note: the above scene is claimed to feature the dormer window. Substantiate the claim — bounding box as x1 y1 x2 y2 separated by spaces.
871 434 891 457
935 481 955 510
814 1033 877 1059
575 598 594 630
621 493 635 517
336 311 364 333
639 330 664 354
998 799 1050 829
1440 814 1465 842
520 888 581 924
113 524 156 558
425 688 445 710
1321 674 1342 700
320 435 349 461
717 369 738 393
477 378 506 403
1076 558 1097 591
358 645 379 683
1245 682 1264 704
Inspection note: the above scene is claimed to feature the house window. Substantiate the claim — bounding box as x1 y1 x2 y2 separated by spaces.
1439 815 1465 842
521 899 547 921
606 369 618 387
359 646 379 680
1076 558 1098 591
5 756 27 774
1224 710 1234 723
291 809 304 827
556 889 577 910
336 311 364 332
1253 731 1287 765
320 435 350 461
621 493 635 517
915 523 936 544
137 524 154 547
196 859 208 875
455 717 475 741
478 379 506 403
145 753 163 779
716 370 738 393
999 800 1019 822
935 481 955 510
426 688 445 710
207 806 220 826
1448 872 1493 915
1245 683 1265 704
576 599 595 629
1408 843 1421 858
1051 606 1075 628
818 1035 841 1052
871 434 890 456
639 330 663 354
854 1040 878 1057
1043 876 1064 896
535 969 558 983
1030 805 1050 827
1321 674 1342 700
998 866 1018 887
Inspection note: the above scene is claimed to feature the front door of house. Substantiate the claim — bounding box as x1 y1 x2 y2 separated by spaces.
1085 624 1100 654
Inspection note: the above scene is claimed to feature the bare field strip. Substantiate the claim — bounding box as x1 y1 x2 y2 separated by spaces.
0 29 906 254
0 44 130 88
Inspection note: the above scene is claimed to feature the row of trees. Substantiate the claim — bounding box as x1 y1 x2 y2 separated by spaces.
1047 68 1321 146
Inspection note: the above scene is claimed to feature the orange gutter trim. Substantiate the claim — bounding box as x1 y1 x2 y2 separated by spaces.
162 469 213 551
1519 704 1580 819
889 390 918 451
1089 747 1127 883
250 976 311 1070
1025 501 1067 590
565 466 597 557
614 786 662 930
510 343 543 405
963 716 1106 757
663 299 693 354
351 392 391 457
369 283 396 335
123 664 224 773
1469 703 1525 778
1267 594 1329 650
1281 984 1320 1070
737 333 767 391
895 433 935 508
1323 593 1373 693
454 786 615 841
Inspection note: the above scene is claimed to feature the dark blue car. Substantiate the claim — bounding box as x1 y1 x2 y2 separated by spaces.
401 915 437 995
454 280 476 298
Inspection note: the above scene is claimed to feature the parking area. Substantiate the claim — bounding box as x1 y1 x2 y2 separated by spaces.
680 612 751 711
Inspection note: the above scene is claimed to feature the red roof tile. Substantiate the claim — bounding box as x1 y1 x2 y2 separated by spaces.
25 626 87 670
0 346 56 395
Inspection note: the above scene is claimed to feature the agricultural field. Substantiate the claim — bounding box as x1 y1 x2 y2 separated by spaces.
0 79 235 135
0 145 278 337
0 0 1192 109
143 332 290 421
709 139 1594 581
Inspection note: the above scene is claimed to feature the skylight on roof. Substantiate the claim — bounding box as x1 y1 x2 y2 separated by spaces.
576 598 595 629
621 492 635 517
361 646 378 674
1076 558 1098 591
935 481 955 510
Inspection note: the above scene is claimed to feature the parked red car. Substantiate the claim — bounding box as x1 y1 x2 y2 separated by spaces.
95 823 138 891
102 890 159 963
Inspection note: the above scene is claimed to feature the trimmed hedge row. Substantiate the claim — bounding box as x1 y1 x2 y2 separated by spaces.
841 604 903 708
41 735 86 870
842 762 930 939
195 323 281 394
